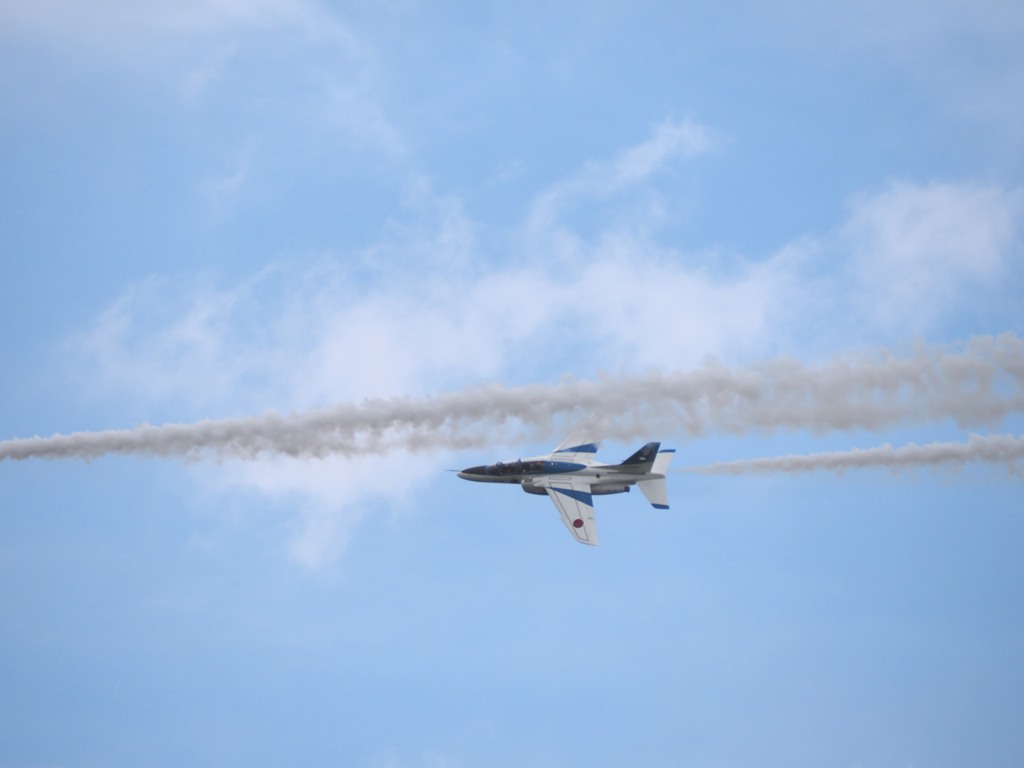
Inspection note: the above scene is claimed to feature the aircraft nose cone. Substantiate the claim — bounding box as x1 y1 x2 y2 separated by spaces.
458 465 487 480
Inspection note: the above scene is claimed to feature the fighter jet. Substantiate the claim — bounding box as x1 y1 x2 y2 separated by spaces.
458 436 675 545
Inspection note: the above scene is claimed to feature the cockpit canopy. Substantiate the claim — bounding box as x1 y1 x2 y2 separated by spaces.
487 459 545 476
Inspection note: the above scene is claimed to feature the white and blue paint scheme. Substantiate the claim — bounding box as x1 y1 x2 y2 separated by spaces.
458 437 675 545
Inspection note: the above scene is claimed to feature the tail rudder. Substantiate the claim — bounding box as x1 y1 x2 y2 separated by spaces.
650 448 675 477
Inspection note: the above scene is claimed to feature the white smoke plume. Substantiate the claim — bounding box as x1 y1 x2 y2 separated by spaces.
2 334 1023 463
689 433 1024 475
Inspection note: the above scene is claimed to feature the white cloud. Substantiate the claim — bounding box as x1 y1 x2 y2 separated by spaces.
71 123 1022 567
841 180 1022 332
526 117 719 235
204 450 438 569
73 236 784 566
569 237 796 369
603 118 717 189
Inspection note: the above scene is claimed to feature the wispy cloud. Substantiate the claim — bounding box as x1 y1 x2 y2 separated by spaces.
842 180 1022 332
200 450 438 569
20 123 1023 566
526 117 718 234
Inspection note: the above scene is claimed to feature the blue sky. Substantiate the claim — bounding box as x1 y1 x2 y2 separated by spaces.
2 1 1023 766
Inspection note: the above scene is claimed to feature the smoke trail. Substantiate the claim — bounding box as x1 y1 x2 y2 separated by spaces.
689 433 1024 475
2 334 1023 463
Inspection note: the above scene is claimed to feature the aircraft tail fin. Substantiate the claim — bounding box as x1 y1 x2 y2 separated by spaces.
638 449 675 509
619 441 661 470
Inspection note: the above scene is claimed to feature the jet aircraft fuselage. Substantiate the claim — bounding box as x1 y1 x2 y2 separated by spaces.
458 439 674 545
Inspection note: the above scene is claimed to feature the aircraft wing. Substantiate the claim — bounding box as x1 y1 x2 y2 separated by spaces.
544 478 599 546
552 425 602 463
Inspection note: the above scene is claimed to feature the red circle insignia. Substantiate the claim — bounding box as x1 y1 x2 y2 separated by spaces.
572 519 584 529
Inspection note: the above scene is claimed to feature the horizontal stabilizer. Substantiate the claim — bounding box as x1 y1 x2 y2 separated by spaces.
638 478 669 509
638 449 675 509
